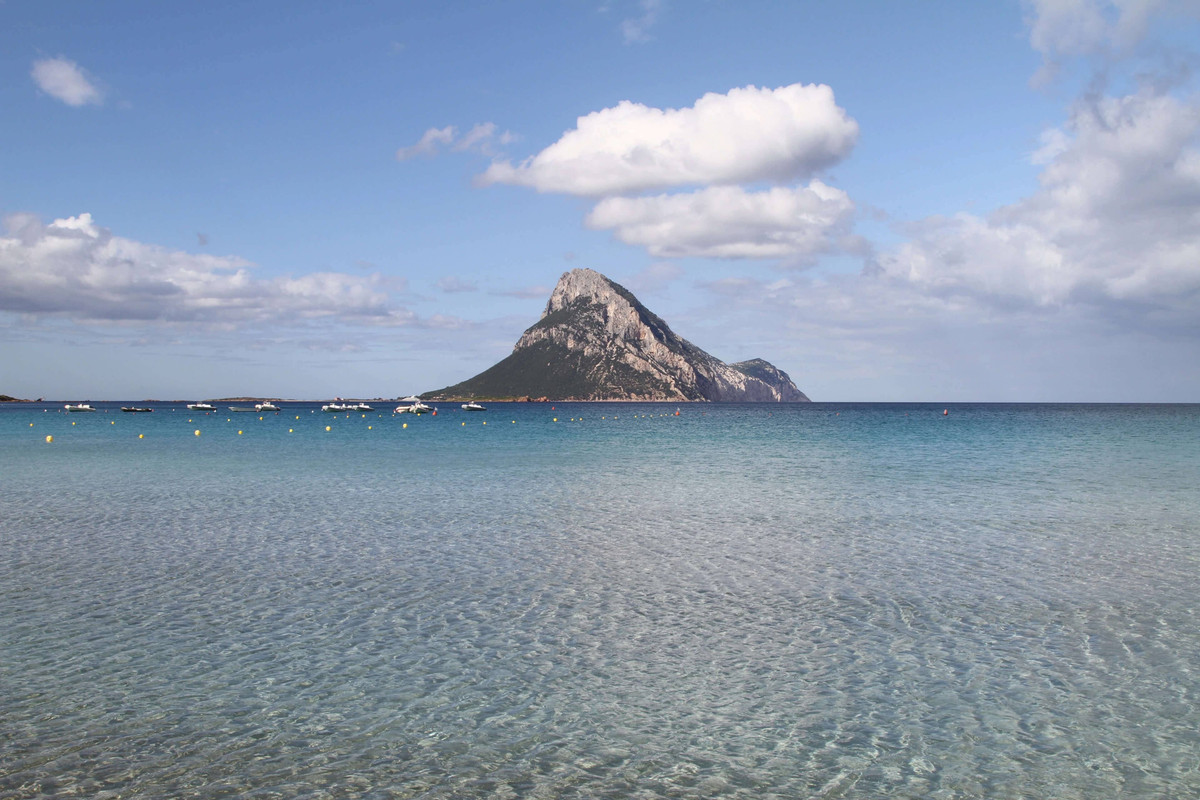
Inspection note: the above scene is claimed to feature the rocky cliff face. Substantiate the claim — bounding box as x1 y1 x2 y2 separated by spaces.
429 268 809 402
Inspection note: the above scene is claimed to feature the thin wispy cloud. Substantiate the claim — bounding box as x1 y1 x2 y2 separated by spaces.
436 276 479 293
622 262 684 295
396 126 456 160
493 284 553 300
397 122 515 160
1025 0 1200 84
621 0 664 44
30 57 104 106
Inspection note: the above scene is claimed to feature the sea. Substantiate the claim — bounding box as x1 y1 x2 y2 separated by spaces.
1 401 1198 799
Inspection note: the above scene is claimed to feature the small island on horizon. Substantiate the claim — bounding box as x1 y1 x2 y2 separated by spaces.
424 268 809 403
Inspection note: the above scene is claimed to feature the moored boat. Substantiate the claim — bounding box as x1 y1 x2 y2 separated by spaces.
64 403 95 412
395 396 434 414
462 402 486 411
120 406 154 413
255 402 280 412
187 402 217 411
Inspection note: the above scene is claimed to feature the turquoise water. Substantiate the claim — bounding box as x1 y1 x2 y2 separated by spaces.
2 402 1198 798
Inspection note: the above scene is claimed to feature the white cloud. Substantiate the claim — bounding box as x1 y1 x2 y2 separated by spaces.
398 122 514 160
1026 0 1116 58
875 87 1200 325
586 181 855 260
480 83 858 196
396 126 456 160
0 213 417 326
1024 0 1200 82
30 57 104 107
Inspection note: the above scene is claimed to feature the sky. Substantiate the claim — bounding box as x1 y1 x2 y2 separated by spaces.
3 0 1199 401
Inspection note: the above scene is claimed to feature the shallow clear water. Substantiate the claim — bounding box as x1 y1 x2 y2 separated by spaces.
2 402 1198 798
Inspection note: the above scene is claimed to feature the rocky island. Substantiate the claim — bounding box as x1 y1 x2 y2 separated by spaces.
428 268 809 402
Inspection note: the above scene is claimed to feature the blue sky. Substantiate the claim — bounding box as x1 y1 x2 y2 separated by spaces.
3 0 1199 401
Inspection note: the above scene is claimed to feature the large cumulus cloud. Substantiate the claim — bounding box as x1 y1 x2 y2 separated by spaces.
875 88 1200 326
481 83 858 196
479 83 860 262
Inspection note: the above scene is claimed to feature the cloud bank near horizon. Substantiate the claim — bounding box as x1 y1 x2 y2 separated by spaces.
0 213 420 328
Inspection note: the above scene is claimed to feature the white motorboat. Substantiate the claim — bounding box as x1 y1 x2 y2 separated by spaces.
462 402 486 411
255 402 280 412
64 403 95 412
120 406 153 413
353 403 373 411
187 403 217 411
322 403 351 412
394 396 433 414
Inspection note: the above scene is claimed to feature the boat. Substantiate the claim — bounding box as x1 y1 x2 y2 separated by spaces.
64 403 95 412
353 403 373 412
462 402 486 411
255 402 280 412
187 403 216 411
120 406 153 413
394 396 434 414
229 406 259 412
322 403 351 412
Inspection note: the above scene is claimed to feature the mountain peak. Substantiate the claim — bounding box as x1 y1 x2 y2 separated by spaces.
428 270 809 402
544 268 617 314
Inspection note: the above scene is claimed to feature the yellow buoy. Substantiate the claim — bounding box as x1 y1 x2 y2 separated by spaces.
45 435 53 443
194 430 201 436
29 422 33 427
402 423 407 429
238 430 243 435
368 426 372 430
138 434 144 439
462 422 466 426
325 425 331 432
72 421 76 425
289 428 293 433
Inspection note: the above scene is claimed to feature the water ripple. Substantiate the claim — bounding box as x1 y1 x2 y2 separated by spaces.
2 403 1198 797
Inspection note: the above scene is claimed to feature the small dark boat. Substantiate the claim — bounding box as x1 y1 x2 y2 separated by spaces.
121 406 154 413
